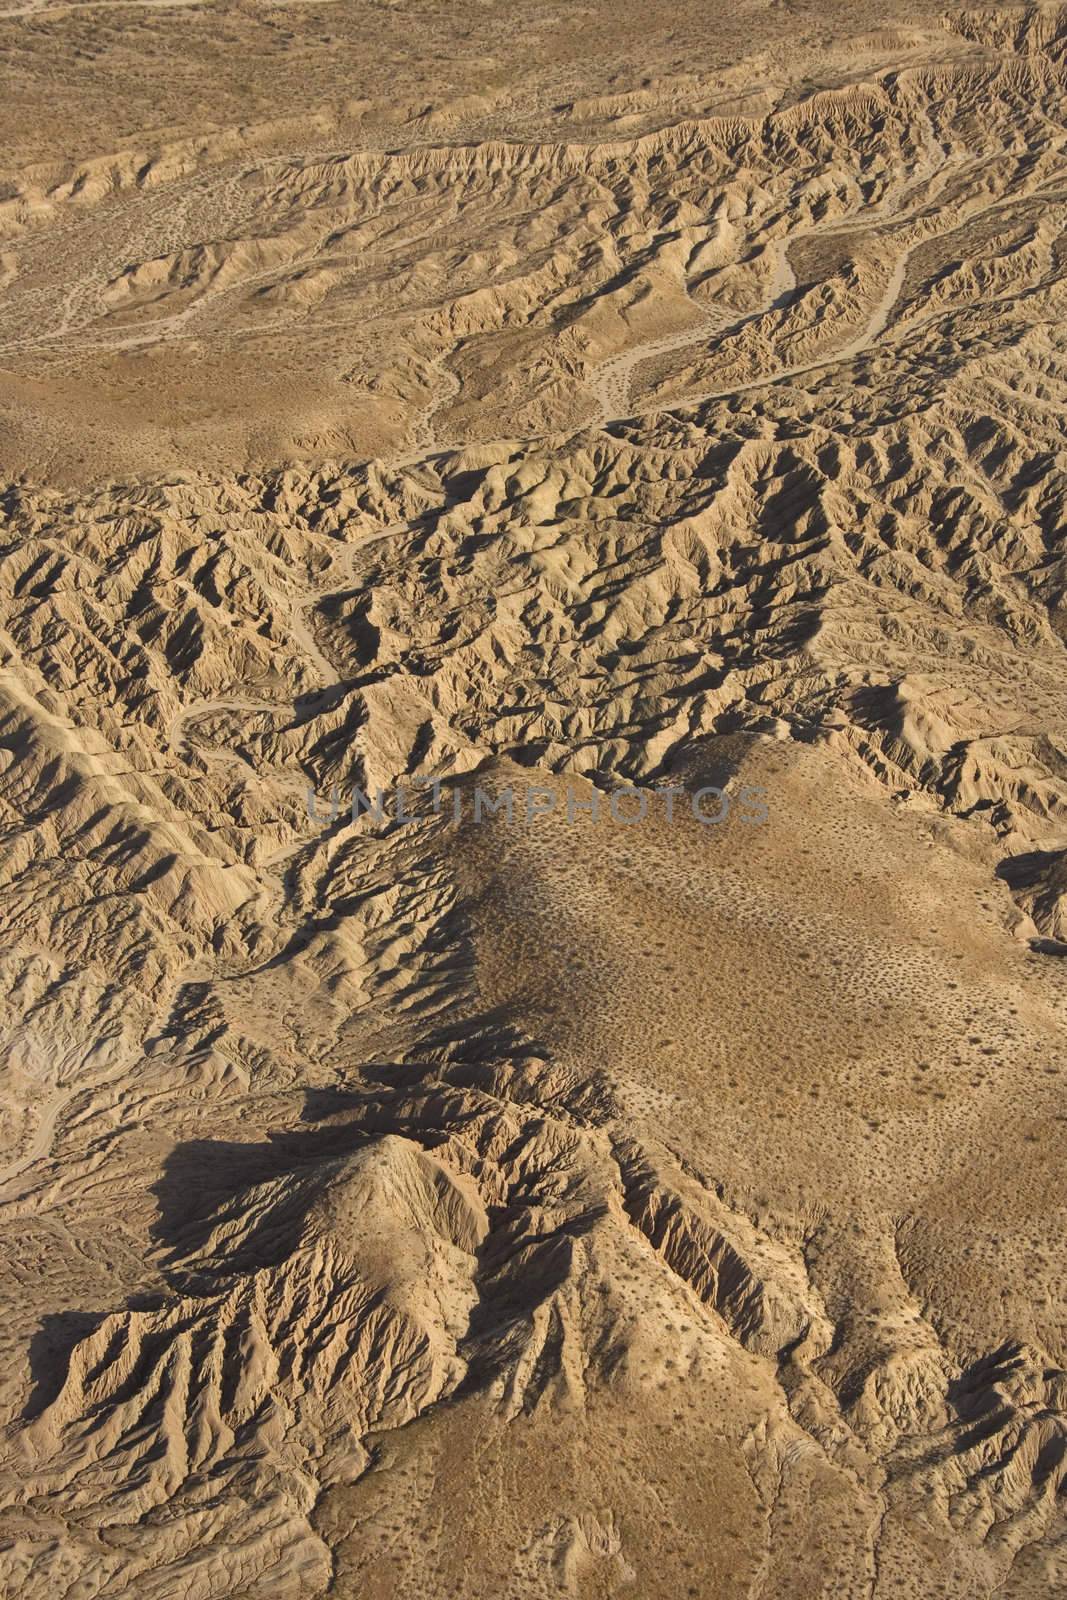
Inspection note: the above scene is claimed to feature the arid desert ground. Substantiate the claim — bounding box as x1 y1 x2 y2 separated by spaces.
0 2 1066 1596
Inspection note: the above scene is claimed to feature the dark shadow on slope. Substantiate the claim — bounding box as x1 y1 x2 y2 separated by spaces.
22 1309 107 1421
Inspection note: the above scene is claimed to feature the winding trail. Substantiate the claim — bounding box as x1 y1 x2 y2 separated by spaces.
626 240 914 419
591 305 730 423
0 1087 72 1193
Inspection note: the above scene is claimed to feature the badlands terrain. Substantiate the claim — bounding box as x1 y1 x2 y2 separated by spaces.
1 1 1067 1596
